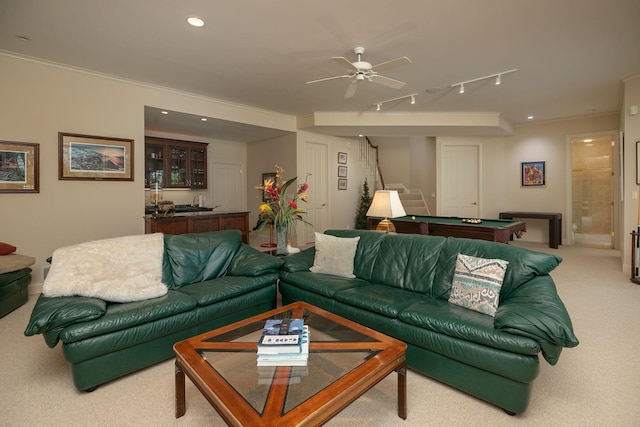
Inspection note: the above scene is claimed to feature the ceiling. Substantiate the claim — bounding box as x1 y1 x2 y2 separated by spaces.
1 0 639 140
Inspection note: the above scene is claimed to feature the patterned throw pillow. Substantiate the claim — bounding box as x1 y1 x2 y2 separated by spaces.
448 253 508 317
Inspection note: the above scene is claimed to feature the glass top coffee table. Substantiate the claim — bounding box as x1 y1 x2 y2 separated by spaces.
173 301 407 426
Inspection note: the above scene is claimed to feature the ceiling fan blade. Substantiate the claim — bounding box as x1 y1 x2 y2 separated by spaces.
332 56 358 71
344 80 359 98
306 74 352 85
371 75 406 89
371 56 411 72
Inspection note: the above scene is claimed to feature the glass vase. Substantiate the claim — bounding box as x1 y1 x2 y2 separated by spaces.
276 225 288 255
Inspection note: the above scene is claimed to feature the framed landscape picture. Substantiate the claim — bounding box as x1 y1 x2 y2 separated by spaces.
58 132 134 181
338 152 347 164
338 165 347 177
521 161 545 187
338 178 347 190
0 141 39 193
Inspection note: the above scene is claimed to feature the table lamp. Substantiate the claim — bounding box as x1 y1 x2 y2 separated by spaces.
366 190 406 232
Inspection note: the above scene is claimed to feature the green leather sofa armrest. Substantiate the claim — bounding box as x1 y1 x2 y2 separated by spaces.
227 244 284 276
495 275 579 365
280 247 315 273
24 294 106 347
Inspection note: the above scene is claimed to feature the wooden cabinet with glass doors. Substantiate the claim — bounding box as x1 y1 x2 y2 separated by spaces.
145 137 207 189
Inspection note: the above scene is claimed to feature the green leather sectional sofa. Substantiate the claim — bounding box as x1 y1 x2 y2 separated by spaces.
24 230 283 391
278 230 579 414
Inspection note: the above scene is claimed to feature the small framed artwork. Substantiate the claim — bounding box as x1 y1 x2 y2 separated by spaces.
338 165 347 177
521 161 546 187
59 132 134 181
261 172 276 202
338 152 348 164
0 141 39 193
338 178 347 190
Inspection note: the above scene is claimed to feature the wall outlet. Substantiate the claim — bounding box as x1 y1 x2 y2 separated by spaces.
42 266 50 281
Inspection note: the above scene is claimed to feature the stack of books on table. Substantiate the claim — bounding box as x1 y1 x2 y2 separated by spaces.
256 318 310 367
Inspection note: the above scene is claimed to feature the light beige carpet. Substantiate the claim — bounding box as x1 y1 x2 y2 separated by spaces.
1 242 639 426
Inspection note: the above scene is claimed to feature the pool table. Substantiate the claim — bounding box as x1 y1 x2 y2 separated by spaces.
367 215 526 244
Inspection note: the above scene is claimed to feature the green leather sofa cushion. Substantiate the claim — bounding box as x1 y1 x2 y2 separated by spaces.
24 294 107 347
279 270 370 298
227 244 284 276
279 247 316 273
163 230 242 288
370 233 446 294
432 237 562 300
495 275 579 364
334 284 419 318
175 274 278 306
59 290 197 343
398 298 540 356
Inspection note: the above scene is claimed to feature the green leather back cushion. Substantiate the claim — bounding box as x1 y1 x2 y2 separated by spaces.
227 244 284 276
163 230 242 288
433 237 562 300
370 233 447 294
324 229 386 281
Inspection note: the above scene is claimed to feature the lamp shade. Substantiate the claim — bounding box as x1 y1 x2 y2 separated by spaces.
366 190 406 219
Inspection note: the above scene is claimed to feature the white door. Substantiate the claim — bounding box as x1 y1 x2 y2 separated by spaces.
440 145 479 217
211 163 243 212
304 142 328 244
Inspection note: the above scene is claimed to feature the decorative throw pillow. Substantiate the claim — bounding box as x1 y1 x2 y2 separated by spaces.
310 232 360 278
0 242 17 255
448 253 508 317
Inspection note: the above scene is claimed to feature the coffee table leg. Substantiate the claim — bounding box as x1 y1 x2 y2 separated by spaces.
175 361 186 418
397 360 407 419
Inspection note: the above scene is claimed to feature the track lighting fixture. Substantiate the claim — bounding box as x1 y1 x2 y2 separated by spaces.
451 69 517 94
373 93 418 110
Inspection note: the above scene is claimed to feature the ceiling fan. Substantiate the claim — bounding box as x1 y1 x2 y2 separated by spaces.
306 47 411 98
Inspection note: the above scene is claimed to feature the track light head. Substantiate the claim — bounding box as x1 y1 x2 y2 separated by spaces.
376 103 381 111
410 95 415 104
495 74 501 85
459 84 465 94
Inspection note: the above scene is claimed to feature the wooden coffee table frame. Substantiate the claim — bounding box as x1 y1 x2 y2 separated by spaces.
174 301 407 426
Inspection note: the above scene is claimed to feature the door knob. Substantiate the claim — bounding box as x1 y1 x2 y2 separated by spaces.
471 202 477 205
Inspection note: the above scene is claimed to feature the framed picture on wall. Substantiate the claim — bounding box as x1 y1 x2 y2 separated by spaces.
521 161 546 187
338 165 347 177
338 178 347 190
338 152 348 164
0 140 39 193
59 132 134 181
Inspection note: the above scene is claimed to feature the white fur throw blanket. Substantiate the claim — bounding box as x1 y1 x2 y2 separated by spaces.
43 233 167 303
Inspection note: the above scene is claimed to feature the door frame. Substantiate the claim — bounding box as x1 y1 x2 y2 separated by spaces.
436 139 482 217
565 130 619 248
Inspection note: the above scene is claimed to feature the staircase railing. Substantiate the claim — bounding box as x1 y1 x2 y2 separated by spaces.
359 136 384 190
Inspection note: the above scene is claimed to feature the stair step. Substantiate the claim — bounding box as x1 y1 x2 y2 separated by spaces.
399 193 422 200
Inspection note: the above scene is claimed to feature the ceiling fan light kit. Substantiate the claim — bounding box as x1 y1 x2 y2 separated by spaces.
306 47 412 98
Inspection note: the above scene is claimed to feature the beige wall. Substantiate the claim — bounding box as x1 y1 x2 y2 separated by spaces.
622 75 640 274
0 54 296 291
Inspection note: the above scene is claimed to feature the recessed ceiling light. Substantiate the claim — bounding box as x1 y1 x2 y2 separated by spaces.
161 111 169 115
187 16 205 27
200 118 207 122
527 115 534 120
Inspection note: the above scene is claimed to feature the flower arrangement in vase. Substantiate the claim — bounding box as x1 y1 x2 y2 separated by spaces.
256 165 311 254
